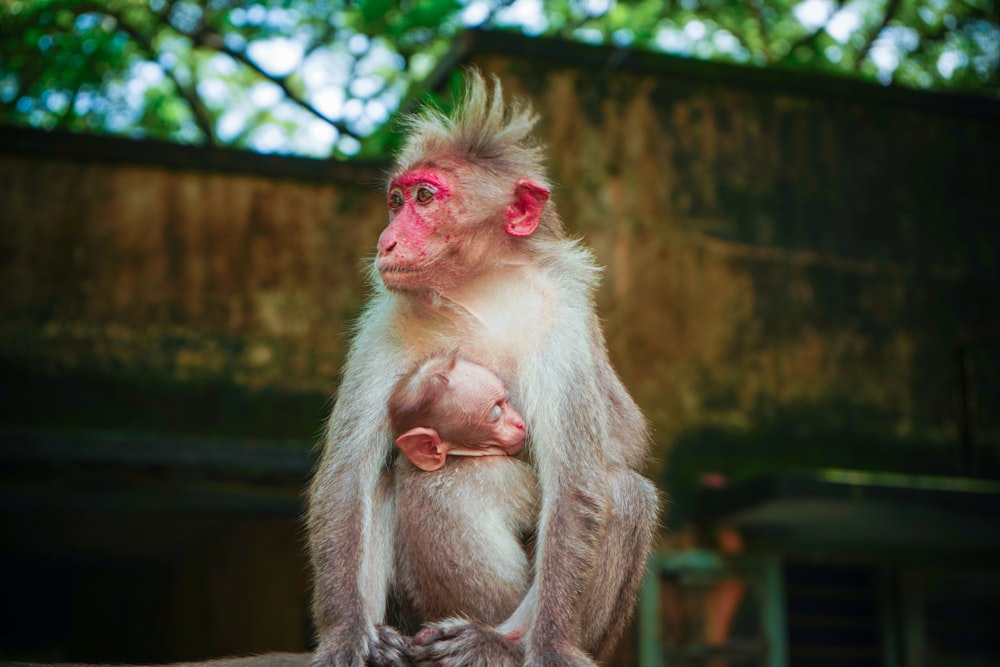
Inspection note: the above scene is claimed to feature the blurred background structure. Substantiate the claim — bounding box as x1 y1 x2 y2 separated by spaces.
1 2 999 666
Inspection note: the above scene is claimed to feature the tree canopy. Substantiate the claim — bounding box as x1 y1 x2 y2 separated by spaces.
1 0 997 158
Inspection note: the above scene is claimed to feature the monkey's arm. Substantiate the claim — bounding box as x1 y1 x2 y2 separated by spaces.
307 305 409 667
514 327 613 667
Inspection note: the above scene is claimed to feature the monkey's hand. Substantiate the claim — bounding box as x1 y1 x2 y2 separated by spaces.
370 624 415 667
410 618 521 667
312 624 413 667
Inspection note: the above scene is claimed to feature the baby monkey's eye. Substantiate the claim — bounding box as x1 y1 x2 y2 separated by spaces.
415 187 434 203
488 404 502 422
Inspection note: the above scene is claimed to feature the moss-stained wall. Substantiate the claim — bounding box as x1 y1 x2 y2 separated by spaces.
1 32 998 488
455 36 999 504
0 156 387 388
0 143 387 438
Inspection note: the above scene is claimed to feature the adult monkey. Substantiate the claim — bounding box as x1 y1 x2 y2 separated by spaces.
307 71 659 667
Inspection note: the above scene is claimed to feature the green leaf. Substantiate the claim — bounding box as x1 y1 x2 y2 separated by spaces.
359 0 393 31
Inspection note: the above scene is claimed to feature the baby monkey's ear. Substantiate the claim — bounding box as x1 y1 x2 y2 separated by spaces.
395 427 448 471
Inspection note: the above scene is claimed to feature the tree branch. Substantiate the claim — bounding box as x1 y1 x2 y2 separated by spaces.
748 0 774 61
114 17 217 143
476 0 520 29
190 27 359 141
854 0 902 72
779 0 848 63
55 86 80 130
68 1 218 144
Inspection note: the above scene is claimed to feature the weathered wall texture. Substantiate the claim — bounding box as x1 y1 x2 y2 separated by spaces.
0 147 388 437
2 35 998 485
464 44 999 497
0 156 386 388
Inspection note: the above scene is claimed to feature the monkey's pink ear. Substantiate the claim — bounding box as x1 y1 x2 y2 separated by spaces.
396 427 447 472
505 179 549 237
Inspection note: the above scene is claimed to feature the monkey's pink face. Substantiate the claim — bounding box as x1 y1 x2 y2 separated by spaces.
377 167 550 292
449 360 526 455
377 169 465 292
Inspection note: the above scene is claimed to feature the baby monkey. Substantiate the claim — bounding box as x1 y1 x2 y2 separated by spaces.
388 352 539 628
390 351 528 469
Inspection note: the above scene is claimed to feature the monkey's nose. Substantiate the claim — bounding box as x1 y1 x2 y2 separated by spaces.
377 228 398 254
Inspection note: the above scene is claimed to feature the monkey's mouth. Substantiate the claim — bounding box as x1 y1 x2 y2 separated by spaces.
377 264 423 277
378 265 434 293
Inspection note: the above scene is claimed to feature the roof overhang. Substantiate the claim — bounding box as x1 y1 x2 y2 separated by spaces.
697 469 1000 557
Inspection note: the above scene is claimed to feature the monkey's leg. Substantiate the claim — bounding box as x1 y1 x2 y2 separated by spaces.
364 474 414 667
408 491 595 667
402 462 533 667
410 469 657 667
410 618 523 667
312 473 411 667
580 469 660 660
396 460 533 628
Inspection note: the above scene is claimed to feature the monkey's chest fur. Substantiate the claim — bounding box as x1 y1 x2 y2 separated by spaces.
389 265 556 382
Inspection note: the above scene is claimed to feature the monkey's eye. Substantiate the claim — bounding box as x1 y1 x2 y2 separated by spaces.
415 186 434 204
388 191 403 212
488 404 502 422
